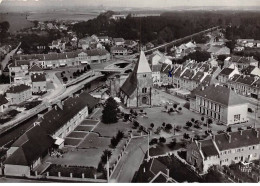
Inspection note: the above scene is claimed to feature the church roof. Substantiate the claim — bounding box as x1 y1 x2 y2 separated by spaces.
120 51 151 96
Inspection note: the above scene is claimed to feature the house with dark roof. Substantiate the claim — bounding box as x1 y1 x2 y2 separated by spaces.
6 84 32 105
4 125 54 177
31 73 47 94
241 65 260 77
135 158 175 183
190 84 248 125
29 64 44 76
227 75 260 99
110 46 127 56
187 128 260 173
120 51 153 107
113 38 125 46
217 67 240 84
0 94 8 112
224 56 259 70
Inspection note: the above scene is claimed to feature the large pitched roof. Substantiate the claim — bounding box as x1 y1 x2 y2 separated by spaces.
29 65 43 72
31 73 46 82
219 68 234 76
120 51 151 96
200 139 219 158
9 60 30 67
6 84 31 94
241 65 259 75
37 92 99 135
235 75 257 86
0 95 8 106
4 125 54 166
214 128 260 151
192 71 204 82
195 85 247 106
228 55 258 64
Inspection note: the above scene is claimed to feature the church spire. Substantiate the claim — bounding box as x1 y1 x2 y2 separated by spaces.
134 51 152 74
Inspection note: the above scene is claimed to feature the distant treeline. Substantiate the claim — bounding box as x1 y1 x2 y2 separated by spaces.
72 10 260 44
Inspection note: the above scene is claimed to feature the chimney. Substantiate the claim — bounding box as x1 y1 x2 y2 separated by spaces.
166 168 169 177
143 167 146 173
227 133 231 143
201 86 205 91
239 130 243 135
55 105 57 110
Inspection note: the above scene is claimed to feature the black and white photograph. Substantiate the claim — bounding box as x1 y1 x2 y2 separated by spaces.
0 0 260 183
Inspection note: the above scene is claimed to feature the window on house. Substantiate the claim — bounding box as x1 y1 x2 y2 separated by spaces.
142 87 147 93
234 114 241 122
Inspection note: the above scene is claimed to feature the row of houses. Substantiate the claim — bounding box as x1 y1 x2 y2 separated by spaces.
12 48 110 70
4 92 99 177
237 39 260 48
187 128 260 173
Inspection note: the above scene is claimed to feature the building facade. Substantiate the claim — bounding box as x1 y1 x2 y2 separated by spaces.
6 84 32 105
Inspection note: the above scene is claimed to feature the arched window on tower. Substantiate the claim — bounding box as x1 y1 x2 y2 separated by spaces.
142 87 147 93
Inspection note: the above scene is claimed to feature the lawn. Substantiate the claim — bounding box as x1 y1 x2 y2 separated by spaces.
75 126 93 132
64 138 82 146
67 132 88 139
93 121 132 138
78 133 110 149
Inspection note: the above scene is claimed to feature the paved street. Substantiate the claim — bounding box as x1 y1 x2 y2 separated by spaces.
0 42 21 70
110 136 148 183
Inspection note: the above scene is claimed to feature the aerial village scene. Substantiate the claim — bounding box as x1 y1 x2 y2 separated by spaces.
0 0 260 183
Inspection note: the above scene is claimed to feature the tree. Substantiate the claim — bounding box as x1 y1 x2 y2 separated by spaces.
101 149 112 163
159 137 166 143
186 121 192 127
162 122 166 127
226 127 232 133
178 107 182 111
173 104 178 109
116 130 124 140
165 124 173 131
133 121 139 128
87 64 91 70
62 77 68 83
102 97 119 124
169 138 177 149
150 138 158 145
97 162 104 172
191 118 195 123
183 133 190 139
150 123 155 129
110 137 118 147
201 117 205 122
207 118 213 125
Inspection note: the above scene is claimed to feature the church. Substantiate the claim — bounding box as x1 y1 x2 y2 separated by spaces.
120 51 153 108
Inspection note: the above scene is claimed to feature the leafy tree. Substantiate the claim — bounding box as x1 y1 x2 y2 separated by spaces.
150 138 158 145
169 138 177 149
186 121 192 127
191 118 195 123
162 122 166 127
178 107 182 111
62 77 68 83
111 137 118 147
87 64 91 70
101 149 112 163
150 123 155 128
102 97 119 124
226 127 232 133
201 117 205 122
133 121 139 128
183 133 190 139
116 130 124 140
207 118 213 125
173 104 178 109
159 137 166 143
165 124 173 131
97 162 104 172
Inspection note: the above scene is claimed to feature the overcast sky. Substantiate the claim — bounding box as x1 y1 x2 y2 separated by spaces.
1 0 260 8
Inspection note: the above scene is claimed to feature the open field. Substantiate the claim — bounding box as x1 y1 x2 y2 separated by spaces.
0 13 33 33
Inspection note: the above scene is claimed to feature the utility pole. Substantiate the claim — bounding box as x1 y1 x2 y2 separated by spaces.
107 155 110 183
147 131 150 161
254 88 259 128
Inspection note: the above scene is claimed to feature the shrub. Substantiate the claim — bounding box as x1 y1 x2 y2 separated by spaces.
139 126 144 131
165 123 173 131
150 138 158 145
162 122 166 127
178 107 182 111
150 123 155 128
207 118 213 125
248 108 253 113
201 117 205 121
173 104 178 109
97 162 104 172
116 130 124 140
159 137 166 143
186 121 192 127
101 149 112 164
111 137 118 147
183 133 190 139
191 118 195 122
133 121 139 128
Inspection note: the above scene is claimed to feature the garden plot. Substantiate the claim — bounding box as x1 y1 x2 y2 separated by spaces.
78 133 110 149
64 138 81 146
75 125 93 132
67 131 88 139
80 119 99 126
